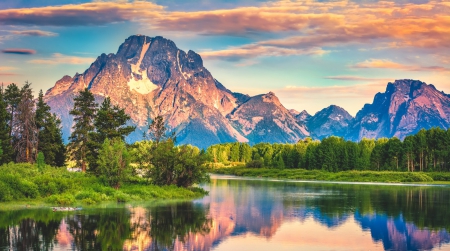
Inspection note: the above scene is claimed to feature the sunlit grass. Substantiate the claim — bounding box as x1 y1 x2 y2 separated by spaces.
211 167 450 184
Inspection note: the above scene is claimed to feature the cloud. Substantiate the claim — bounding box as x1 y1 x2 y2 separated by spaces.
10 30 57 36
27 53 94 65
2 48 36 54
200 43 327 61
0 66 16 71
351 59 450 72
324 76 392 81
0 1 163 26
0 67 18 76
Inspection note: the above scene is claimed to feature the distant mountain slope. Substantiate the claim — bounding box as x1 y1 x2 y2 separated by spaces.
308 105 353 139
228 92 309 143
349 79 450 140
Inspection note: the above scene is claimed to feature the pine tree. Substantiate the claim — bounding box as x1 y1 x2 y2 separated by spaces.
35 90 66 167
68 88 98 172
0 85 13 164
87 97 135 174
15 82 38 163
4 83 21 141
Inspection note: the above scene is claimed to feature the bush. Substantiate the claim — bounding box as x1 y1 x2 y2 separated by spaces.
46 193 76 206
0 181 12 202
246 160 264 168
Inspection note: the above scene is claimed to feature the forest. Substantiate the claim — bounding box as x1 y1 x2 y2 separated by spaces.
207 127 450 172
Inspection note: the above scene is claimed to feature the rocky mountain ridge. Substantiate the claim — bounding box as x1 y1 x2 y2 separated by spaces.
44 35 450 147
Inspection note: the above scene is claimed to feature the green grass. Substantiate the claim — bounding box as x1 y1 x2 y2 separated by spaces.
211 167 450 183
0 163 207 207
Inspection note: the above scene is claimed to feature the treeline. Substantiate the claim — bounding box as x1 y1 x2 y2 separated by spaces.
207 127 450 172
0 83 208 189
0 82 65 166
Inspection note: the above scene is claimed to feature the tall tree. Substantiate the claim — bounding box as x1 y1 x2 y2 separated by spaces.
15 82 38 163
88 97 135 174
35 90 66 167
4 83 21 141
0 85 13 164
68 88 97 172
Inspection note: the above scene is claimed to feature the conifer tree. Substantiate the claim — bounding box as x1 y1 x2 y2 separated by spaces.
15 82 38 163
87 97 135 174
68 88 97 172
0 85 13 164
4 83 21 141
35 90 66 167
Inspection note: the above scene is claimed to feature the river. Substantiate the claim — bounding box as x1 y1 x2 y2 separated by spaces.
1 175 450 250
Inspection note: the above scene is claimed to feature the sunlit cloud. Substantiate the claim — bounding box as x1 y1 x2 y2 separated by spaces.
10 29 58 36
1 48 36 54
0 66 16 71
1 1 448 52
324 76 392 81
0 1 163 26
200 44 327 61
351 59 450 72
28 53 95 65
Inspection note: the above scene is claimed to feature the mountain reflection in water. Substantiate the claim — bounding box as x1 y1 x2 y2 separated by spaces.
1 177 450 250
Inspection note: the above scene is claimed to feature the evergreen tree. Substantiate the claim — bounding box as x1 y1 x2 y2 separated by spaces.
4 83 21 140
15 82 38 163
0 86 13 164
87 97 135 174
35 90 66 167
68 88 98 172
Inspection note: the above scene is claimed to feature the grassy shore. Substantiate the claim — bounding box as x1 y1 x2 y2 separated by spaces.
211 167 450 183
0 163 207 207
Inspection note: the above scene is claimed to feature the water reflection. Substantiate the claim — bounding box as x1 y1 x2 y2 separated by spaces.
1 177 450 250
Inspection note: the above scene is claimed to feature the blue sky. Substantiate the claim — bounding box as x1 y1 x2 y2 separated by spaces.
0 0 449 115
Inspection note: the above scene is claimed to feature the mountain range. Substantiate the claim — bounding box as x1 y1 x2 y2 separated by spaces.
44 35 450 148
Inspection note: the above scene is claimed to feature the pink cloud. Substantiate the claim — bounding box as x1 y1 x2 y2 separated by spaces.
28 53 95 65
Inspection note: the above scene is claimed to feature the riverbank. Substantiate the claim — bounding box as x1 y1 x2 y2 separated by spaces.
0 163 207 207
211 167 450 183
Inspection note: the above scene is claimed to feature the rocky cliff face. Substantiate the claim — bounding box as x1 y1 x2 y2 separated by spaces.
349 79 450 140
45 35 246 148
228 92 309 144
307 105 353 139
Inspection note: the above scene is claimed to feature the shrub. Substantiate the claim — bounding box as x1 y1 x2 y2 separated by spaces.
46 193 76 206
246 160 264 168
0 181 12 202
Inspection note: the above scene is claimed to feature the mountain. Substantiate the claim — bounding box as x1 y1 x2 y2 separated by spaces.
349 79 450 140
45 35 308 148
307 105 353 139
45 35 248 148
227 92 309 144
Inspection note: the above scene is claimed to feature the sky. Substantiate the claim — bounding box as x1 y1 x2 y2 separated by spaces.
0 0 449 116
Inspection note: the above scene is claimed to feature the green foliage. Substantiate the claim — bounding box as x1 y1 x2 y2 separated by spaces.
35 90 66 167
68 88 98 172
246 160 263 168
37 152 45 170
46 193 76 206
213 167 436 183
97 138 131 189
87 97 135 174
148 139 210 187
207 127 450 173
0 162 207 205
0 86 13 164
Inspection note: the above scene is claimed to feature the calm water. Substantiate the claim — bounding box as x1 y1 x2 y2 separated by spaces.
1 175 450 251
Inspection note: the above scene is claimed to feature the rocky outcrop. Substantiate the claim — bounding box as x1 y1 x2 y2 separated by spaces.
308 105 353 139
228 92 309 143
45 35 245 148
349 79 450 140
